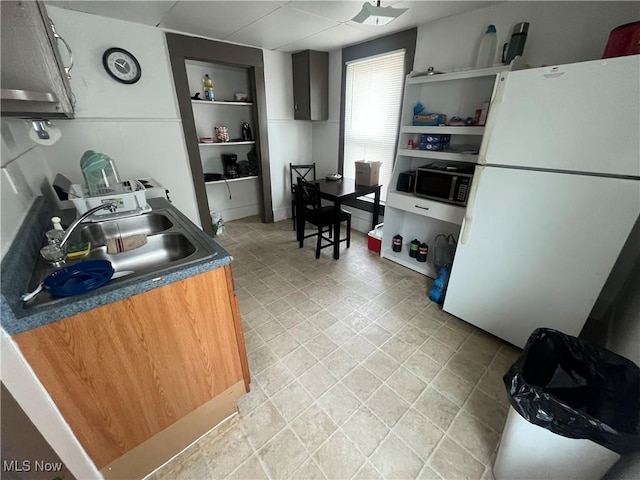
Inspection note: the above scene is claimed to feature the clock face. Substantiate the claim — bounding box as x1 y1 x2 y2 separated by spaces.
102 48 141 84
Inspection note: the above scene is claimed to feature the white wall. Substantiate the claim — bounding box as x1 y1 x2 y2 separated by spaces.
0 119 56 259
413 1 638 72
42 7 201 227
263 49 312 222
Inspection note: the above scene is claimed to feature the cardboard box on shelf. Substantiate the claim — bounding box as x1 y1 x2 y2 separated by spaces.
355 160 382 186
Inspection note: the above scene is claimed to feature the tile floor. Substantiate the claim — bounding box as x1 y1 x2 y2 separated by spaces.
152 217 521 480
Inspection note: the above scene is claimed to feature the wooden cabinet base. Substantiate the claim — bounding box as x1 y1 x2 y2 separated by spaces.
101 380 244 480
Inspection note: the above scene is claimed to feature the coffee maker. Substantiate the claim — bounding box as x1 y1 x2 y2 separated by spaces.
222 153 239 178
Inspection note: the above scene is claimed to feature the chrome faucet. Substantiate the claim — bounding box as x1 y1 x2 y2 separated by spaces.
40 203 116 265
59 203 117 249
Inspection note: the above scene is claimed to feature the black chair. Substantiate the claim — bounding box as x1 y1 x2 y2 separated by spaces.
290 163 316 231
296 178 351 259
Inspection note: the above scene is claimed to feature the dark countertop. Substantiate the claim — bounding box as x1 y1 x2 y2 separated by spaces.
1 197 231 336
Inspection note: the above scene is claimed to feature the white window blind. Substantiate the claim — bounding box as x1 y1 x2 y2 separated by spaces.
344 50 405 200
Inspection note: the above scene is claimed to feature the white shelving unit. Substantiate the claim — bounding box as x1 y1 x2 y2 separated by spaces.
186 60 261 222
382 65 510 277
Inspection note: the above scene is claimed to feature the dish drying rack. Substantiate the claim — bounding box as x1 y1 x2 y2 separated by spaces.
69 180 152 222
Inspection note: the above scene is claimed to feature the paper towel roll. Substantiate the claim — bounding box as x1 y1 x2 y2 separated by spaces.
28 122 61 146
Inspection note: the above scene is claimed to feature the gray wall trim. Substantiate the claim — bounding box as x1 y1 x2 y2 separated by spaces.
338 28 416 214
165 33 274 235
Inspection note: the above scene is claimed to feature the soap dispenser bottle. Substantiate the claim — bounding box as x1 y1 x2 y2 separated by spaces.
475 24 498 68
46 216 65 245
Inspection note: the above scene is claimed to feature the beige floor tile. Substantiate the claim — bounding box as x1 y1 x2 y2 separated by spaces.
488 353 514 377
321 347 358 378
418 464 442 479
431 369 474 407
429 436 485 480
239 296 261 316
309 310 340 331
343 365 383 402
361 324 393 346
239 400 286 450
244 330 265 353
353 461 383 480
237 382 267 415
271 380 314 422
432 325 468 350
254 320 286 343
292 458 327 480
199 423 253 478
358 302 388 322
296 299 324 318
393 408 444 461
313 431 366 479
283 346 319 377
370 433 424 479
414 387 460 431
324 321 357 345
342 310 373 332
277 308 307 329
267 332 302 358
289 320 322 344
457 337 500 367
395 324 430 348
243 307 275 329
477 369 510 406
362 350 401 381
317 382 361 425
299 363 337 398
380 335 417 363
342 406 389 456
258 427 309 479
264 298 293 317
247 345 278 374
226 455 268 480
446 353 487 385
375 311 407 333
448 411 500 464
290 404 338 453
256 361 295 396
365 385 410 428
305 333 339 360
404 350 441 384
420 337 456 366
385 367 427 403
463 389 508 433
285 290 311 307
407 315 442 336
342 335 376 362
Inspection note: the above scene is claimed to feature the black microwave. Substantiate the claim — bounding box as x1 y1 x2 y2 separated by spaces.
414 164 474 206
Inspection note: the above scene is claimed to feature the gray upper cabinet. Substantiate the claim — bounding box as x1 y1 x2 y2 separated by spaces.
1 1 74 118
292 50 328 121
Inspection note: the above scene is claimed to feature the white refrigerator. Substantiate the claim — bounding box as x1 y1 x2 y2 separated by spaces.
443 55 640 348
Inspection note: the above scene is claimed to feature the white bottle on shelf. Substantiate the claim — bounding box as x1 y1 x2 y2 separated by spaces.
475 24 497 68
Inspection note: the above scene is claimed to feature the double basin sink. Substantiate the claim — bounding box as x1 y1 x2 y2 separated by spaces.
25 208 217 309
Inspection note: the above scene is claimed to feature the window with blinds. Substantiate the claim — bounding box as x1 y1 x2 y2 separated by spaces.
343 49 405 200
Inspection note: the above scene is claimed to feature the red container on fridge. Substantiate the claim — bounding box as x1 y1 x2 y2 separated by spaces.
602 21 640 58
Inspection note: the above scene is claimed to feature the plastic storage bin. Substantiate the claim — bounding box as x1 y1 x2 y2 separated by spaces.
494 328 640 480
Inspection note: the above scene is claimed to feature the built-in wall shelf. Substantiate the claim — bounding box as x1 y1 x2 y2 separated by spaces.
199 141 256 147
397 148 479 163
401 126 485 135
407 65 510 85
192 100 253 106
205 175 258 185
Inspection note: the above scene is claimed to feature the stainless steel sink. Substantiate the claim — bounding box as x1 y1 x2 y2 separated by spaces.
24 208 217 309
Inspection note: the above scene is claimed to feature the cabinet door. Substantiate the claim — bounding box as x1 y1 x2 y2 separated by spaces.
292 51 311 120
14 267 245 469
1 0 74 117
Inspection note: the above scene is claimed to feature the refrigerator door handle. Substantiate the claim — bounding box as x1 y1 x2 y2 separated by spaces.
460 166 483 245
460 214 473 245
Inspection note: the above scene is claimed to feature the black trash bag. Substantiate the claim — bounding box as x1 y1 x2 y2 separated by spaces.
503 328 640 455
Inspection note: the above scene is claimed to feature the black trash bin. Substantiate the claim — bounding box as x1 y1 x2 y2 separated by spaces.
494 328 640 480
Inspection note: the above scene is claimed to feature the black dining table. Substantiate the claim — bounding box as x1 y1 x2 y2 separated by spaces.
301 178 381 260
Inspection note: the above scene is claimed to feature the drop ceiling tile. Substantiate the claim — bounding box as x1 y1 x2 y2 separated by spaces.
279 23 370 53
287 1 364 23
47 1 178 26
160 1 282 40
227 6 338 50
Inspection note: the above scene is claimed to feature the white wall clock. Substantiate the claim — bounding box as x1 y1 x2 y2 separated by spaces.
102 47 141 84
